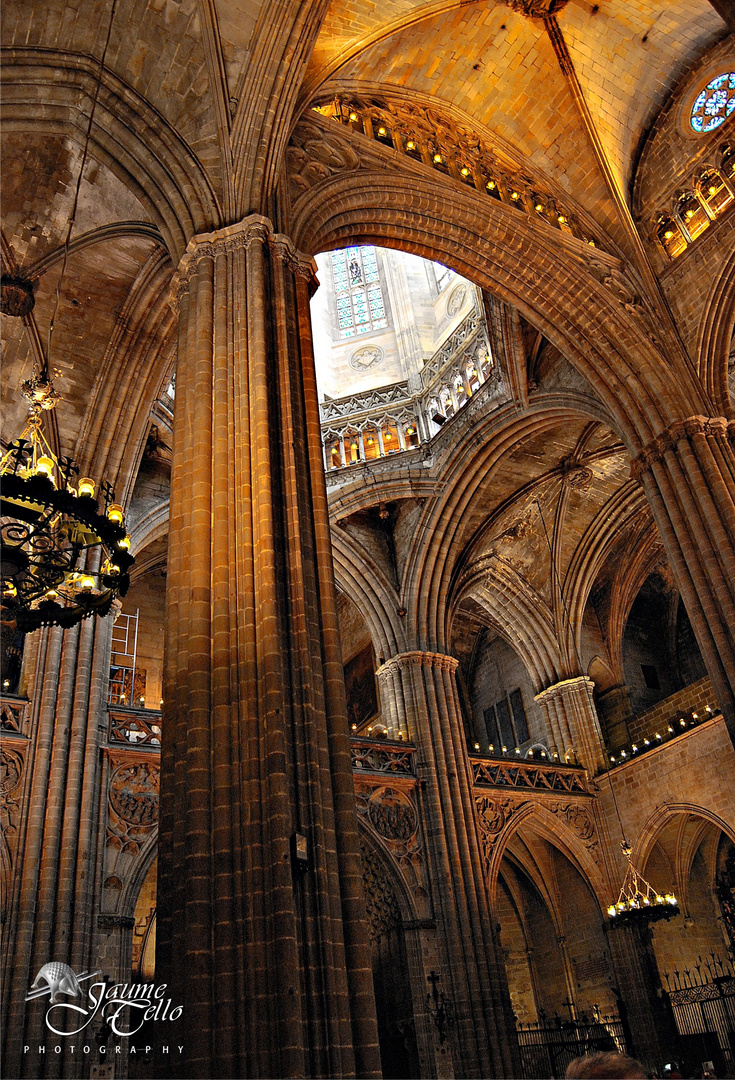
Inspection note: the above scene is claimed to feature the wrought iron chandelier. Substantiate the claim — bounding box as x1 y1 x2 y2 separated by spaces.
1 371 134 633
0 0 132 635
607 841 680 930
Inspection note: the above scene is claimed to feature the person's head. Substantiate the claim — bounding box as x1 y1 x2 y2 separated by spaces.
565 1052 647 1079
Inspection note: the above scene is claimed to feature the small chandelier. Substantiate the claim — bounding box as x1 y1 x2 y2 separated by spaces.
607 842 680 930
1 370 134 633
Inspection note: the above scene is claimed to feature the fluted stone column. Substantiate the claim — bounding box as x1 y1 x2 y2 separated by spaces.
534 675 607 773
632 416 735 746
374 650 520 1079
158 216 380 1080
1 606 116 1080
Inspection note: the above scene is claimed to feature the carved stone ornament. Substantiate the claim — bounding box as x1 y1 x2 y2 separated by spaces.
630 415 735 483
505 0 569 15
560 458 593 492
475 796 528 869
0 746 24 842
550 802 594 840
350 345 384 371
367 786 418 842
0 276 35 317
287 129 363 204
548 801 601 864
0 747 22 796
446 284 468 318
170 216 311 308
355 780 428 911
109 761 159 827
376 652 460 677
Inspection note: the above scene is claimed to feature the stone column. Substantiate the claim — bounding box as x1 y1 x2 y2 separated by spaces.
158 216 380 1080
632 416 735 747
534 675 607 773
374 651 520 1078
605 923 681 1071
1 605 116 1080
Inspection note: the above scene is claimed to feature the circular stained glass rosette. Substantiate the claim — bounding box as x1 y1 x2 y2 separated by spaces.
691 73 735 133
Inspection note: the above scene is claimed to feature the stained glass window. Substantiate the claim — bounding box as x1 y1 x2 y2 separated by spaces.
690 73 735 133
330 246 388 337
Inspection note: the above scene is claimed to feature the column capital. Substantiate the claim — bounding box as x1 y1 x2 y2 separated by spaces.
169 216 314 308
376 651 460 679
269 232 317 281
630 415 735 482
169 214 272 308
534 675 594 704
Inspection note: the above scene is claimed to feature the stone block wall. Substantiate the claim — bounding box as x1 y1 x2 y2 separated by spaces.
626 677 718 747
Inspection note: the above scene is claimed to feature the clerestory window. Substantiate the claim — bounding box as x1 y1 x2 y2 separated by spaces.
331 246 388 337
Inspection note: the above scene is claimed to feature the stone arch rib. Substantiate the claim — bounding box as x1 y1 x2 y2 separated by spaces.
1 49 222 258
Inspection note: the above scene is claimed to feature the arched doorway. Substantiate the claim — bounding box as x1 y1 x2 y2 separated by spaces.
360 835 421 1079
495 818 624 1078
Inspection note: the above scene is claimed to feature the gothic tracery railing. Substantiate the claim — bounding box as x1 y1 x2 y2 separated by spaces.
470 755 591 795
320 304 502 477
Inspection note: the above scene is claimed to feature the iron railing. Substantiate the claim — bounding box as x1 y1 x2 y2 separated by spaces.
516 1013 626 1079
663 955 735 1068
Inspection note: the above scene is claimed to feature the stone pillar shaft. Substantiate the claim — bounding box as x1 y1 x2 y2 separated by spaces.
376 651 520 1078
633 417 735 745
1 604 115 1080
158 216 380 1080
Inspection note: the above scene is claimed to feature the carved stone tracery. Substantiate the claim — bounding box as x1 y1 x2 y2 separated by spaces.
102 752 160 911
0 746 25 859
474 795 528 869
360 837 402 941
355 779 429 918
547 801 602 865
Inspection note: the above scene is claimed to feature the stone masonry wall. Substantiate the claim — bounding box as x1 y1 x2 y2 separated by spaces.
626 676 718 747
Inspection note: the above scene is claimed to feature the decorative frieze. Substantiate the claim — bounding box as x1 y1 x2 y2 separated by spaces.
299 99 602 250
107 706 162 748
320 382 412 423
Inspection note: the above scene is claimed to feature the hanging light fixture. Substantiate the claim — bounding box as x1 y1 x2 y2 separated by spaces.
0 0 132 634
0 372 134 633
607 841 679 929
